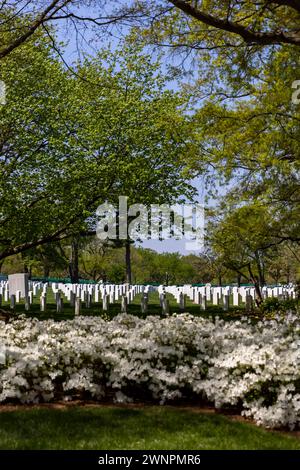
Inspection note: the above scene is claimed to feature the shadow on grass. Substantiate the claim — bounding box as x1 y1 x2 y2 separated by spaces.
4 292 247 322
0 406 299 450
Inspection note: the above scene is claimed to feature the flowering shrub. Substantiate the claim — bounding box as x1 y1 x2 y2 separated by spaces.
0 313 300 429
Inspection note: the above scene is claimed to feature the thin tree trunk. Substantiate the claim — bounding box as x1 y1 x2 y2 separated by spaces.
286 267 290 284
255 251 265 287
43 265 50 278
125 240 131 285
248 264 263 306
69 238 79 283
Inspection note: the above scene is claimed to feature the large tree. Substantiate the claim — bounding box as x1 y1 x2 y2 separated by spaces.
192 44 300 248
1 1 300 61
0 27 120 262
70 43 197 283
209 204 284 302
2 1 299 281
0 27 197 267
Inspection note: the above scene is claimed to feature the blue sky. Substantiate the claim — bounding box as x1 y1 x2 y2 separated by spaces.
54 7 206 255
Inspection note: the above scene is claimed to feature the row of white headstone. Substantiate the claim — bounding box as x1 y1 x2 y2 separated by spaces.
50 282 149 314
0 278 297 315
0 279 154 314
159 284 296 311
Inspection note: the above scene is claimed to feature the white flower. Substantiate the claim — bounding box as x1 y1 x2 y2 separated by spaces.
0 312 300 428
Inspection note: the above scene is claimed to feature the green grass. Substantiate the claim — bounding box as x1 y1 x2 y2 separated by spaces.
3 290 246 321
0 406 298 450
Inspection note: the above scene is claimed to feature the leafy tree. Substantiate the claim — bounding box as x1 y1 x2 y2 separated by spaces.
0 30 85 260
266 244 300 284
22 243 68 278
193 45 300 249
1 1 300 62
0 27 196 268
76 44 197 283
209 204 285 302
79 238 121 282
158 1 300 47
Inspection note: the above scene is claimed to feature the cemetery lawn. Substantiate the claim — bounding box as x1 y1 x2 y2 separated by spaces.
3 291 254 321
0 406 299 450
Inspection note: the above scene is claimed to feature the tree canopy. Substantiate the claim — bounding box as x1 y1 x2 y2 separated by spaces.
0 26 197 263
1 1 299 290
1 1 300 61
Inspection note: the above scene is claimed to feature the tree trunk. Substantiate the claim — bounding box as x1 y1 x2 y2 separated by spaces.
286 267 290 284
125 240 131 285
218 274 222 286
248 264 263 306
255 251 265 287
43 265 50 278
237 273 241 287
69 238 79 283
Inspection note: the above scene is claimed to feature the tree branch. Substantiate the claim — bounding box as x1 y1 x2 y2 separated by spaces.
271 0 300 14
0 0 71 59
169 0 300 46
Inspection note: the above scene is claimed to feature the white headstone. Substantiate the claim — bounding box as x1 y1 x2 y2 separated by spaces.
8 273 29 299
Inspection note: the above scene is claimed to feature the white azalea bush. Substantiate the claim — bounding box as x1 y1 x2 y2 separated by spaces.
0 313 300 429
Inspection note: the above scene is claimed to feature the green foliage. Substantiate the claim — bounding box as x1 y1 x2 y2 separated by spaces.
4 237 299 286
0 24 196 262
260 298 298 314
260 298 281 313
208 205 273 287
1 4 299 286
194 45 300 241
132 248 197 284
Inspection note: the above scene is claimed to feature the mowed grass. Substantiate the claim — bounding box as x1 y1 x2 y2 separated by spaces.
0 406 299 450
2 290 246 321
